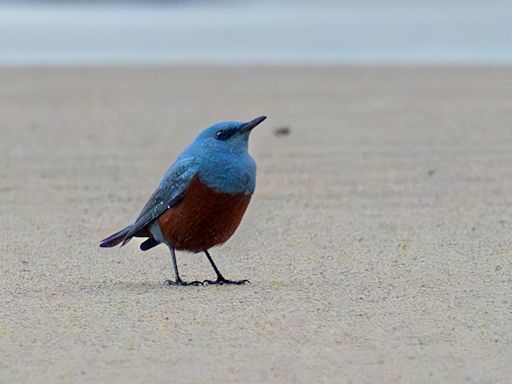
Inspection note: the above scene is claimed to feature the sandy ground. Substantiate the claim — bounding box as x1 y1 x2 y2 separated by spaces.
1 66 511 383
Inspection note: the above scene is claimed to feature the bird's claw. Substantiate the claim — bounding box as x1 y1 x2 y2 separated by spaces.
164 279 203 286
203 278 250 285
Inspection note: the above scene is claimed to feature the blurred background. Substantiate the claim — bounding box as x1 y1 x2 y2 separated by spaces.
1 0 512 65
3 2 512 383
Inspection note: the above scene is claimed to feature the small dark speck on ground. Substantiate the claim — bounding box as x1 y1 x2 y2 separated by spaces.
274 126 291 136
428 169 436 176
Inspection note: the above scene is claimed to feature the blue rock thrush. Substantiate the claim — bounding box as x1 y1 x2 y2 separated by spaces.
100 116 267 286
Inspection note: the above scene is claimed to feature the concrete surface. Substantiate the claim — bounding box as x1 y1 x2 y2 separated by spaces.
1 66 511 383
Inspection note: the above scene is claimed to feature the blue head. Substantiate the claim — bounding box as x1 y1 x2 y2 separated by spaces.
179 116 266 194
194 116 267 155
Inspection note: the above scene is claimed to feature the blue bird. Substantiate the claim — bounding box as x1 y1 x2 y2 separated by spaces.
100 116 267 285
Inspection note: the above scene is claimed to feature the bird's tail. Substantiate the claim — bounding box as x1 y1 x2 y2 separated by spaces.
99 225 133 248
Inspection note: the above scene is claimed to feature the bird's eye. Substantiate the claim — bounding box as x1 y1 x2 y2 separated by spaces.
216 130 231 140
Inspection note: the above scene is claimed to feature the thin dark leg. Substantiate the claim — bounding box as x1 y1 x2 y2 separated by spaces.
169 246 180 281
202 250 249 285
164 246 203 286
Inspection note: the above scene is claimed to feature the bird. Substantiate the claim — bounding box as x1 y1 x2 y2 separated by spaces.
100 116 266 286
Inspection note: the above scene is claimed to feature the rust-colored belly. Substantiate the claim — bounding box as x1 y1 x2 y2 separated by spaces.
157 177 252 252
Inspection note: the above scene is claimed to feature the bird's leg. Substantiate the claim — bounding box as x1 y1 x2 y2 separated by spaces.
202 250 249 285
164 246 203 286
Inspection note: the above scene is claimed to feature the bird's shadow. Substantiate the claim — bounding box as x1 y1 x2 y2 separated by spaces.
72 279 250 295
71 280 170 295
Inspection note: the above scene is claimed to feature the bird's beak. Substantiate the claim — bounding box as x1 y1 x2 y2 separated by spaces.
241 116 267 132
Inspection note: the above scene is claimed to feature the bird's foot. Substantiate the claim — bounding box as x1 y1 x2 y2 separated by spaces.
164 279 203 287
203 278 250 285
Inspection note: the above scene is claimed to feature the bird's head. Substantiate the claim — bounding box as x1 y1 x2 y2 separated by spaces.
194 116 267 154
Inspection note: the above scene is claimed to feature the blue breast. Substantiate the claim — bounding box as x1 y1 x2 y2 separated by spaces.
198 153 256 195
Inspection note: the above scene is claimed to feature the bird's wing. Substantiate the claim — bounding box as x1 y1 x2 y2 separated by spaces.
128 157 199 238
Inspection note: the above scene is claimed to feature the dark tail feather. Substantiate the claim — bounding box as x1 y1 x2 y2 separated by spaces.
100 226 133 248
140 238 160 251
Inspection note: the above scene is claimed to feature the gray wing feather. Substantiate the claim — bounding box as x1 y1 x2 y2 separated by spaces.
129 157 199 237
